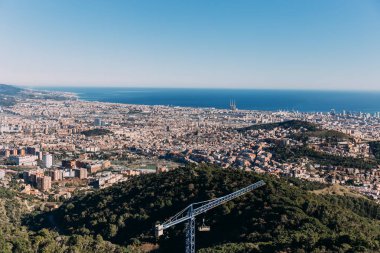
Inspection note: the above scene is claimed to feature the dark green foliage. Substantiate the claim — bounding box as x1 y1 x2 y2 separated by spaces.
325 195 380 220
369 141 380 160
270 145 378 170
284 177 328 191
303 129 351 140
198 243 260 253
238 120 318 132
81 128 113 137
0 187 127 253
292 129 352 145
239 120 351 145
36 165 380 252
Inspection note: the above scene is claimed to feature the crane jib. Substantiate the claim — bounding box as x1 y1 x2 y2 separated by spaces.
155 179 266 253
193 180 265 216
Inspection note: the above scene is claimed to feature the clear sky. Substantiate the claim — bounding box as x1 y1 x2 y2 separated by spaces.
0 0 380 90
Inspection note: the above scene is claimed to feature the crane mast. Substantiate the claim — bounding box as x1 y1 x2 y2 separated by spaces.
155 180 265 253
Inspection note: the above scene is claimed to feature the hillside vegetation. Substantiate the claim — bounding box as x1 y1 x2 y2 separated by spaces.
269 145 378 170
238 120 318 132
369 141 380 160
240 120 374 169
32 165 380 253
81 128 113 137
239 120 351 143
0 188 127 253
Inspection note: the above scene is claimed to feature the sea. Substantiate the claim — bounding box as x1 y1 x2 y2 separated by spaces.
32 87 380 114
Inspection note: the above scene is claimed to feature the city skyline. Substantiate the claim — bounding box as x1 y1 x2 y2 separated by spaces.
1 0 380 90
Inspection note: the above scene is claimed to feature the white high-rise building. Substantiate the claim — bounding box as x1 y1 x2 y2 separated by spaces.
0 169 5 180
9 155 38 166
42 153 53 168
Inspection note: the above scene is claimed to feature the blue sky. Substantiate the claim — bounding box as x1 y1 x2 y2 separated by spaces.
0 0 380 90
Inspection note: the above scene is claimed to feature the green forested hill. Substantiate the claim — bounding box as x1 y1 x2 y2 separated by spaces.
369 141 380 160
81 128 113 136
34 165 380 253
238 120 352 142
237 120 318 132
269 145 378 170
0 187 126 253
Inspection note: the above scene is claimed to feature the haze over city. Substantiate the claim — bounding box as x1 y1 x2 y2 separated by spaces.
1 0 380 90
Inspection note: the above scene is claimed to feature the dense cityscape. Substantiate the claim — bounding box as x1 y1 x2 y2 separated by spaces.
2 1 380 252
1 87 380 205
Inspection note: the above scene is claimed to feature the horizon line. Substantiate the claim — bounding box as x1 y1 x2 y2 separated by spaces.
12 83 380 93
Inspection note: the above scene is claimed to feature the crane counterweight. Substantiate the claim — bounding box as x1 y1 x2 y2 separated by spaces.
155 224 163 238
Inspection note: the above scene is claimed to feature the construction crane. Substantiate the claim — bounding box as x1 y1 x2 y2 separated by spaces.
155 180 266 253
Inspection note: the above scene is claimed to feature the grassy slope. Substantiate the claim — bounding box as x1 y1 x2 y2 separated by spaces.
312 184 365 199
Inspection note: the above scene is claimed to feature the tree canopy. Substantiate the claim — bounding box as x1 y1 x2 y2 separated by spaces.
30 165 380 252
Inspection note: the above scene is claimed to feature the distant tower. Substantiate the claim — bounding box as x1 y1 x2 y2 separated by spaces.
94 118 102 126
229 100 237 111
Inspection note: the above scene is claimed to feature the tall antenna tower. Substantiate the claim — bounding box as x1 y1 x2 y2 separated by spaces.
229 100 237 111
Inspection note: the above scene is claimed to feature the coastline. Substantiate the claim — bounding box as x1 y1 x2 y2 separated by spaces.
29 86 380 114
